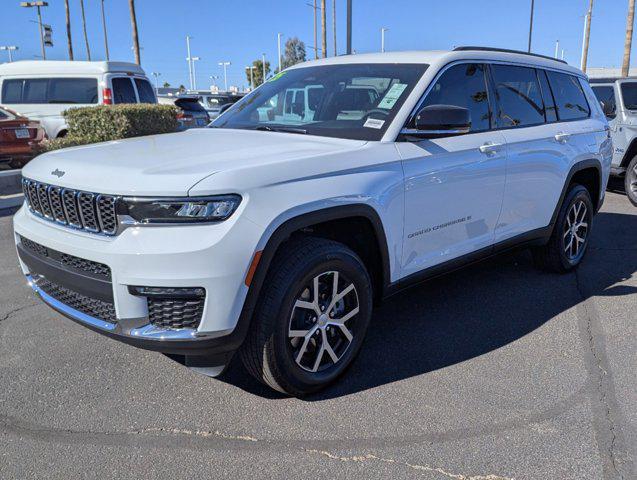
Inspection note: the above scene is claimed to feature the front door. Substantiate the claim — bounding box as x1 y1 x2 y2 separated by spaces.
396 63 507 278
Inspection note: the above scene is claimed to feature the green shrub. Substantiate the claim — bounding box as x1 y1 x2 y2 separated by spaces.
41 104 179 152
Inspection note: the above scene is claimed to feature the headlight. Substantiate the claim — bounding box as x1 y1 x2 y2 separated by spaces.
122 195 241 224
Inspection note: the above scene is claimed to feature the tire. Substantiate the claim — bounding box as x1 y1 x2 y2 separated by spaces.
533 184 594 273
240 237 373 396
624 155 637 207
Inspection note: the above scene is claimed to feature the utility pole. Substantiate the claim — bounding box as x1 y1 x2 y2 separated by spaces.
219 61 231 92
528 0 535 53
186 36 194 91
346 0 352 54
79 0 90 60
20 2 48 60
623 0 636 77
580 0 593 72
151 72 160 94
128 0 141 65
332 0 337 56
321 0 327 58
555 40 560 58
63 0 73 60
100 0 110 61
0 46 18 62
381 27 388 53
277 33 283 72
262 53 267 82
314 0 318 59
191 56 200 90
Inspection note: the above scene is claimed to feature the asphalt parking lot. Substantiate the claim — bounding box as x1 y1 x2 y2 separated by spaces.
1 191 635 480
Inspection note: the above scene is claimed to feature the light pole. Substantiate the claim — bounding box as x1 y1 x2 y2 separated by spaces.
245 66 255 90
0 46 18 62
262 53 267 83
346 0 352 55
381 27 388 53
186 35 194 91
277 32 283 72
528 0 535 52
191 56 200 91
100 0 110 61
218 61 231 92
151 72 160 94
20 2 48 60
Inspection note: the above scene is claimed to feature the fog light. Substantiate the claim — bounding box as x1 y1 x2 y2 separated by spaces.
128 286 205 298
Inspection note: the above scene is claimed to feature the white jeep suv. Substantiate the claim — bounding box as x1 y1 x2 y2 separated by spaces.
14 47 612 396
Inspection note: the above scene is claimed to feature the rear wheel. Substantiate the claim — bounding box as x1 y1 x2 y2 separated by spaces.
533 184 593 272
625 156 637 207
240 237 372 396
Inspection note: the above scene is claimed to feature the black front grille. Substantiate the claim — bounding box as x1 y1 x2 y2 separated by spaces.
148 298 204 330
19 235 111 280
22 178 119 235
34 275 116 323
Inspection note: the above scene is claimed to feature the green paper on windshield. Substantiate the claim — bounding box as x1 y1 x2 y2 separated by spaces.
378 83 408 109
268 71 287 82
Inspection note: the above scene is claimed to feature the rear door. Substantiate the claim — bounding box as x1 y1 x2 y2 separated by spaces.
133 77 157 103
110 76 138 104
396 62 507 276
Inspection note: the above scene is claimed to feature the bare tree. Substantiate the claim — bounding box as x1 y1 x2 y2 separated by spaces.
64 0 73 60
79 0 91 60
581 0 594 72
321 0 327 58
623 0 636 76
129 0 141 65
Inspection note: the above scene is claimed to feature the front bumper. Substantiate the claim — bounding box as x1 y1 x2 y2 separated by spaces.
13 204 262 358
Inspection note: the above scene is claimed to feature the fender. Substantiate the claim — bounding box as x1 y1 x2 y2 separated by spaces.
549 158 603 224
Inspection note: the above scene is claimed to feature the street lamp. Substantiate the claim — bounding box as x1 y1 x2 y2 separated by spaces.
0 46 18 62
20 1 48 60
191 56 201 91
381 27 388 53
277 32 283 72
262 53 267 83
151 72 161 94
218 61 231 92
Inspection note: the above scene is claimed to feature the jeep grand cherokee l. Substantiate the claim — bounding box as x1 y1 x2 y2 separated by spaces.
14 47 611 396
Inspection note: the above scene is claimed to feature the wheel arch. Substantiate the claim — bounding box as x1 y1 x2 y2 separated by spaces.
620 137 637 169
550 159 603 228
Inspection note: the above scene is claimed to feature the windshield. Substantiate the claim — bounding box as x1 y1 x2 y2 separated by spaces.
211 63 428 140
621 82 637 110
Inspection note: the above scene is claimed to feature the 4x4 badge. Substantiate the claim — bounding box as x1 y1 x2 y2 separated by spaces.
51 169 65 178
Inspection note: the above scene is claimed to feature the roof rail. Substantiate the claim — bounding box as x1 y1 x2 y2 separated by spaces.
453 46 568 65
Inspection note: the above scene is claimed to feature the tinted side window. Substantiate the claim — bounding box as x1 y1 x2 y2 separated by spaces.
112 77 137 103
22 79 48 103
48 78 98 103
134 79 156 103
420 63 491 132
620 83 637 110
491 65 545 127
538 70 558 122
1 80 24 103
547 71 590 120
591 86 616 117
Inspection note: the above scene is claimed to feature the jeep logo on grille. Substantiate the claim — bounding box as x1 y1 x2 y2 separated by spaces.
51 169 65 178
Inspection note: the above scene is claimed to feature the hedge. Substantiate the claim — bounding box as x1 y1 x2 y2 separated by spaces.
42 104 179 152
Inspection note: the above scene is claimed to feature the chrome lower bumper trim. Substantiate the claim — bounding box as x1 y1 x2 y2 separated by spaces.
130 323 200 340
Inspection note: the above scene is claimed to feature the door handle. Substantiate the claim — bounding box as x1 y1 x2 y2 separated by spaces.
479 142 504 154
554 132 571 143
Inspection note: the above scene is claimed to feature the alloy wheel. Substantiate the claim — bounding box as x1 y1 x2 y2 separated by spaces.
288 271 359 373
563 199 589 261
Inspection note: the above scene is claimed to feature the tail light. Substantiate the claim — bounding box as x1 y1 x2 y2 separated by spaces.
176 112 193 122
102 87 113 105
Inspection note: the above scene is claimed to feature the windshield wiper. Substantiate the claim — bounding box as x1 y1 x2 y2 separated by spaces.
253 125 307 135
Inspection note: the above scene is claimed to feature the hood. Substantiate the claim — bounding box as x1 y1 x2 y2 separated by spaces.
21 128 367 196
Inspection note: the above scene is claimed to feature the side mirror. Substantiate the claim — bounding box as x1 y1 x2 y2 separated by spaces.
600 101 616 118
408 105 471 138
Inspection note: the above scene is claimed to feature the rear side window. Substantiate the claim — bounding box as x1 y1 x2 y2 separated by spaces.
546 71 590 120
421 63 491 132
134 79 156 103
620 83 637 110
591 86 615 115
112 77 137 103
538 70 558 122
1 78 98 104
491 65 545 127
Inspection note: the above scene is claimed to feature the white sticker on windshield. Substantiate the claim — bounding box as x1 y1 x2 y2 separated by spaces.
364 118 385 129
378 83 408 109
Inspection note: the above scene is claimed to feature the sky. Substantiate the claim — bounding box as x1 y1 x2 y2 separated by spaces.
0 0 634 90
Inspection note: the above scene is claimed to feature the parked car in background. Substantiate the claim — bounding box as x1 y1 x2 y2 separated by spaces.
196 93 244 119
14 47 611 396
158 95 210 129
590 77 637 205
0 61 156 139
0 106 46 169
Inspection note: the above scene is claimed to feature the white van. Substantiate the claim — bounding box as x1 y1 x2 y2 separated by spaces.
0 61 156 139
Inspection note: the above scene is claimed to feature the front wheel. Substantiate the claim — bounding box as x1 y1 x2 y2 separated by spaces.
241 237 373 396
625 156 637 207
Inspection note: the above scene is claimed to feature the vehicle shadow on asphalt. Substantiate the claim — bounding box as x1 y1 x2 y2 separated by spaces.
220 210 637 400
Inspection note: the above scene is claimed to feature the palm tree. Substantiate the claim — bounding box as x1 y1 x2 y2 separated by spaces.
581 0 593 72
79 0 91 61
623 0 635 77
129 0 141 65
64 0 73 60
321 0 327 58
